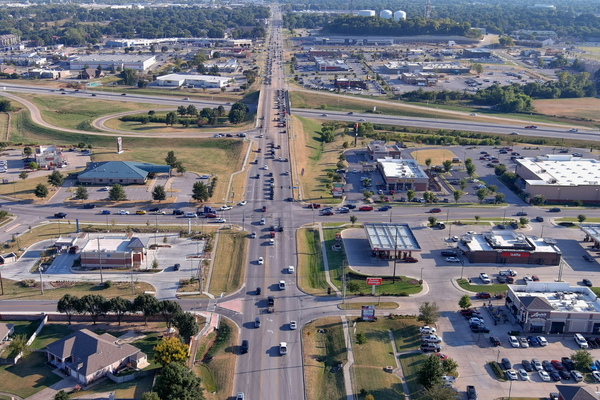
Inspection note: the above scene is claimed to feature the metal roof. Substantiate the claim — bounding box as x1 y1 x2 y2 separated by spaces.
79 161 170 180
363 223 421 252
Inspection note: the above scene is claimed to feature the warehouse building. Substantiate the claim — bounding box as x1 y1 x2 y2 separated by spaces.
515 155 600 204
506 282 600 334
463 49 491 58
81 236 149 269
363 223 421 260
155 73 232 88
77 161 170 185
69 54 156 71
384 61 470 74
376 158 428 191
457 231 562 265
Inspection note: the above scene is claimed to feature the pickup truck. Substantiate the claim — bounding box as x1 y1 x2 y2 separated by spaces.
467 385 477 399
267 296 275 313
499 269 517 277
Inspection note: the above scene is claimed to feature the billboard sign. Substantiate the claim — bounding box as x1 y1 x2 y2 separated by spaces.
361 305 375 321
501 251 530 258
366 277 382 286
117 137 123 154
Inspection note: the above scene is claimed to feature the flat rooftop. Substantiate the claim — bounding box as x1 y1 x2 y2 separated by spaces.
510 282 600 313
580 224 600 241
363 223 421 252
377 158 427 179
384 61 468 70
517 155 600 186
82 237 131 253
156 74 230 82
461 231 560 253
70 54 155 62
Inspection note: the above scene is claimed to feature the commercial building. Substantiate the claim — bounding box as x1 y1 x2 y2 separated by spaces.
367 141 402 160
463 49 491 58
515 155 600 204
77 161 170 185
80 236 149 269
457 231 561 265
0 34 19 47
155 73 232 88
579 224 600 250
35 145 65 169
3 54 47 66
314 57 349 72
203 58 238 73
69 54 156 71
26 68 70 79
376 158 428 191
384 61 470 74
307 48 342 59
401 72 438 85
334 78 367 88
506 282 600 334
363 223 421 260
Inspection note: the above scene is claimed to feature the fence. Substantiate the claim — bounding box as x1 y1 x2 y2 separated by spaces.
107 368 154 384
0 315 47 365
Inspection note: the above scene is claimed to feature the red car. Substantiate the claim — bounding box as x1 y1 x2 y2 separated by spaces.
384 196 390 202
404 257 418 263
359 206 373 211
309 203 321 209
389 190 395 195
430 208 442 213
551 360 564 370
460 308 480 317
525 125 537 129
476 292 491 299
434 353 447 360
262 206 267 212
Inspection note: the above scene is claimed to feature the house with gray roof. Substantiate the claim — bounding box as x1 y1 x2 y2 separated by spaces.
555 385 597 400
77 161 170 185
46 329 148 385
0 322 14 341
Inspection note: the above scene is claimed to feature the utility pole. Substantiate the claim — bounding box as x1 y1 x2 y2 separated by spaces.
97 237 104 284
0 266 3 295
130 263 134 295
38 266 44 295
392 226 398 283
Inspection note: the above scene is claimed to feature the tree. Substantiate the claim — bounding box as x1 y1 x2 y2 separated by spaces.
418 301 440 326
77 294 107 325
109 183 127 201
350 215 357 225
571 349 594 371
453 190 462 204
134 293 159 325
459 179 467 191
174 311 200 341
538 58 545 68
362 190 373 200
7 334 31 357
499 36 515 47
153 185 167 201
161 46 169 53
34 183 49 198
186 105 197 116
177 105 187 116
347 281 360 293
228 102 248 124
175 162 186 174
422 385 460 400
23 146 33 158
19 171 28 181
120 68 136 86
578 214 587 223
425 158 432 169
165 151 178 168
471 63 483 74
407 190 415 202
417 354 444 389
158 300 183 328
109 297 132 326
495 193 505 203
442 357 459 375
443 160 452 173
466 163 476 177
476 188 487 203
54 391 70 400
165 111 178 127
154 337 190 367
74 185 88 200
519 217 529 226
154 362 204 400
336 160 345 170
494 164 507 176
428 216 437 227
192 181 209 202
532 194 546 205
0 99 12 112
29 161 38 170
141 393 161 400
47 170 65 188
488 185 497 193
57 294 79 324
458 294 471 310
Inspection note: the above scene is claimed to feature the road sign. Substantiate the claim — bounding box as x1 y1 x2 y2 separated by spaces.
361 305 375 321
292 187 297 189
366 277 382 286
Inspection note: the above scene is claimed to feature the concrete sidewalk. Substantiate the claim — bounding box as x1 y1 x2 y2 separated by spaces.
341 316 355 400
389 329 413 400
318 223 341 296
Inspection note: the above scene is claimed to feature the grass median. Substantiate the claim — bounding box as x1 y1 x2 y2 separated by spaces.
302 317 347 400
297 228 329 296
457 278 507 296
208 229 247 296
399 353 428 400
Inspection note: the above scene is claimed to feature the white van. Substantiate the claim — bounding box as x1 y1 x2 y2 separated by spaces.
279 280 286 290
288 266 294 274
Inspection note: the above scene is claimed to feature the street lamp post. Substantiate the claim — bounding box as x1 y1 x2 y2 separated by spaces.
38 266 44 295
420 268 424 281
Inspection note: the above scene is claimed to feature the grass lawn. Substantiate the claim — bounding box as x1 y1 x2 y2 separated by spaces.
532 97 600 122
341 302 399 310
0 112 8 139
0 174 64 201
104 112 248 134
0 351 62 398
208 229 247 296
457 278 507 295
399 353 428 400
302 317 347 400
297 228 329 296
293 115 345 202
4 320 40 340
411 149 458 166
69 372 154 399
131 332 162 370
194 317 237 400
354 366 404 400
30 323 74 350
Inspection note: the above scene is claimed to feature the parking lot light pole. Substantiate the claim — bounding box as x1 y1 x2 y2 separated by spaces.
508 377 513 400
497 348 500 362
420 268 424 281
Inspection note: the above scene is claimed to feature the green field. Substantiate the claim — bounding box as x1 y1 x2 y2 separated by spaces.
0 352 62 398
297 228 329 295
399 353 428 400
457 278 508 295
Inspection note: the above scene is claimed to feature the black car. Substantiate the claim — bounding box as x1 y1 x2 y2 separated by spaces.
149 207 160 212
549 208 561 212
558 370 571 380
173 209 185 215
256 287 261 295
173 263 180 271
83 204 95 209
587 338 598 348
54 212 67 218
478 325 491 333
561 357 575 371
583 279 593 287
521 360 533 372
542 360 553 372
501 358 511 370
240 340 249 354
346 204 356 209
496 276 507 284
490 336 501 347
583 254 594 263
550 371 561 381
516 211 528 216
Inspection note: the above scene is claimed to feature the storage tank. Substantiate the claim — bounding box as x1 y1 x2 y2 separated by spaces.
358 9 376 17
394 10 407 21
380 9 393 19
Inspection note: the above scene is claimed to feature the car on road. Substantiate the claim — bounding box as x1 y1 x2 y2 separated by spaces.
136 210 146 215
214 218 226 223
538 370 551 381
476 292 491 299
83 204 96 209
549 207 561 212
358 118 366 122
516 211 528 216
236 393 244 400
338 207 349 213
321 113 328 116
446 257 460 263
219 205 232 211
430 208 441 213
290 321 297 330
583 278 593 286
240 340 249 354
239 200 247 206
117 210 129 215
378 206 391 211
54 212 68 218
184 212 196 218
466 385 477 400
101 210 111 215
525 125 537 129
359 206 373 211
279 342 287 355
257 257 264 265
510 131 519 135
269 239 275 245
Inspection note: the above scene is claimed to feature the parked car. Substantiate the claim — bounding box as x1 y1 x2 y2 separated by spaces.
478 273 491 284
542 360 553 372
519 337 529 348
476 292 491 299
419 326 437 334
489 336 501 347
550 371 561 381
561 357 575 371
551 360 564 370
501 358 512 370
499 269 517 277
521 360 533 372
537 336 548 346
574 333 588 349
538 370 550 381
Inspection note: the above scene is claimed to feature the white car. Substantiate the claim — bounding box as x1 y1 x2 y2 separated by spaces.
519 337 529 348
469 317 484 325
263 165 268 170
505 369 518 380
479 273 491 284
269 239 274 245
200 174 210 179
509 336 520 348
279 342 287 355
446 257 460 263
499 269 517 277
510 132 520 135
184 212 197 218
214 218 226 223
592 371 600 382
219 205 232 211
452 236 459 242
569 128 578 133
470 113 477 116
574 333 588 349
538 370 550 382
290 321 297 330
419 326 437 334
117 210 129 215
523 276 533 282
239 200 247 206
518 369 529 381
260 218 265 225
258 257 264 265
537 336 548 346
288 266 294 274
284 171 290 175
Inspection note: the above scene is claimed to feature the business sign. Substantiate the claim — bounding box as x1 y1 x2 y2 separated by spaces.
529 312 548 319
117 137 123 154
361 305 376 321
501 251 530 258
354 122 359 131
366 277 382 286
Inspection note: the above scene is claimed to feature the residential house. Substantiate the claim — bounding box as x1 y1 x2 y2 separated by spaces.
46 329 148 385
555 385 597 400
79 68 105 80
0 323 14 341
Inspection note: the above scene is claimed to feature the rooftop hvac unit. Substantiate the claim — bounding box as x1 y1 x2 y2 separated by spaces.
567 304 574 310
588 304 595 311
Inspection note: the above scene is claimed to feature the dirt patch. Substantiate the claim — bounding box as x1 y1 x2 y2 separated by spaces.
411 149 458 166
532 98 600 121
